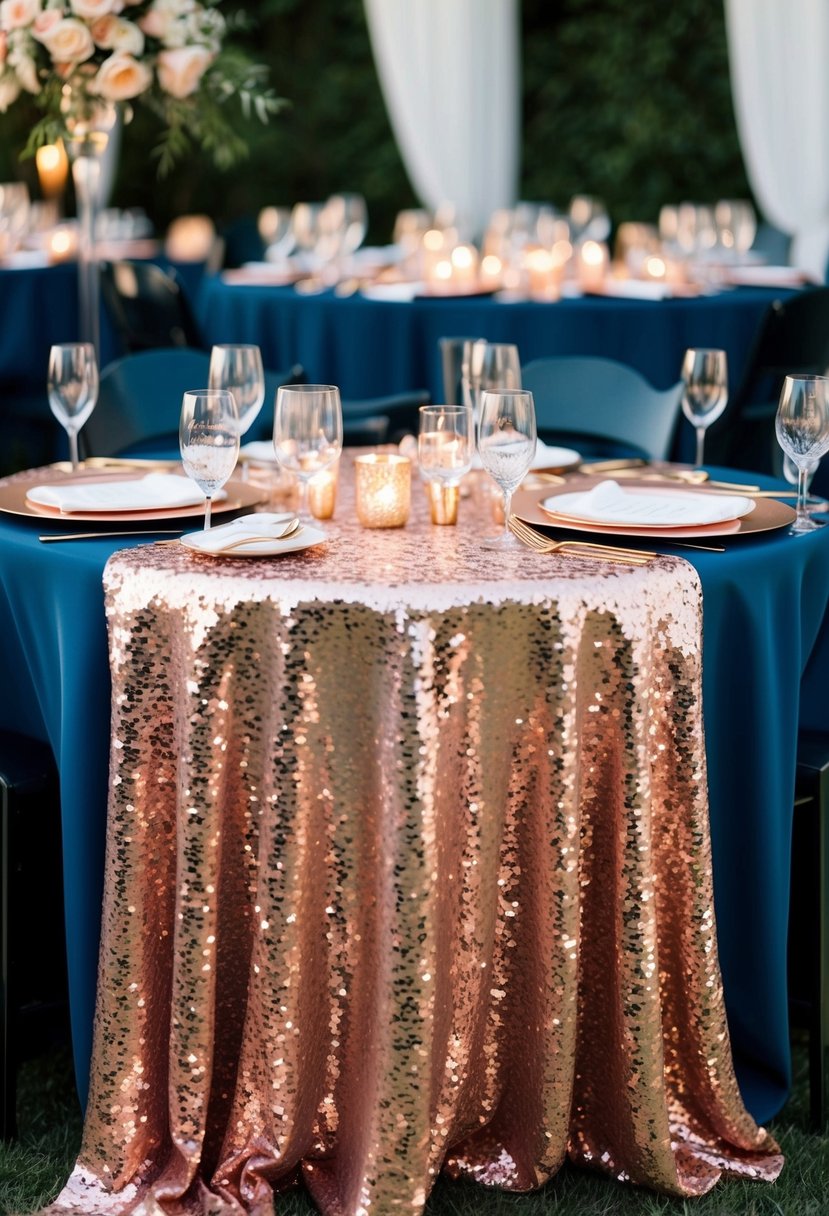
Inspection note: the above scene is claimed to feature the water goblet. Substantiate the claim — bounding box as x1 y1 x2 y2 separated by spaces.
273 384 343 522
462 340 522 425
417 404 473 524
775 375 829 534
208 344 265 478
47 342 99 471
478 389 537 550
680 348 728 467
179 389 240 530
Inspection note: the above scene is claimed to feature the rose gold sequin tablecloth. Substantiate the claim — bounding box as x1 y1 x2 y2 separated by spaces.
49 470 782 1215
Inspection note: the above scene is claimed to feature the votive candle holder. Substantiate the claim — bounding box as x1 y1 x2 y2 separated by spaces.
355 453 411 527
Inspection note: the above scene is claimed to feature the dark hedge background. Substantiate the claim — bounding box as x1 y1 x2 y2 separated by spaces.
0 0 752 246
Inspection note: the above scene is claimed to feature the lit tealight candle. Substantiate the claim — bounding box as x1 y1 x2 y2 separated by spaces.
577 239 609 292
35 142 68 200
450 242 478 289
355 454 411 527
307 463 338 520
49 225 76 262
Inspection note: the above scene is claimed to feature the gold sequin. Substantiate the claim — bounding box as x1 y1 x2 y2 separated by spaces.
40 458 781 1214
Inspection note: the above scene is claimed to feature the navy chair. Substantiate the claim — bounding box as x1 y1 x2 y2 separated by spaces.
521 356 683 461
101 260 206 355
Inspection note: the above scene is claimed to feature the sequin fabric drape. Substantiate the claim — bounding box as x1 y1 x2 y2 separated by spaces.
46 466 782 1214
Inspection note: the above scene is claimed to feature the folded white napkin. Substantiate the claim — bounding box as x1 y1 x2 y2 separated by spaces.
471 440 580 473
543 479 755 527
239 441 278 464
27 473 225 514
184 512 299 553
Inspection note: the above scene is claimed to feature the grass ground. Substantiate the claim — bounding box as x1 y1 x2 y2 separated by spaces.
0 1040 825 1216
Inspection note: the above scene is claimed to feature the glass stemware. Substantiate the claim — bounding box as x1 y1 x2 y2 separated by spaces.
478 388 537 550
418 404 473 523
680 347 728 467
179 389 240 530
273 384 343 521
461 340 522 425
208 344 265 478
47 342 99 471
775 375 829 534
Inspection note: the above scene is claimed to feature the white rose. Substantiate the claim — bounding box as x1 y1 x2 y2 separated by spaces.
94 51 151 99
0 71 20 109
70 0 118 18
41 18 96 63
157 44 211 99
109 16 142 53
0 0 40 33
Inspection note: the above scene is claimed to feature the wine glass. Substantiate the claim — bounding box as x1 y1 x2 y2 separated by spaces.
273 384 343 521
461 341 522 425
179 389 240 531
418 404 473 524
478 389 537 550
47 342 99 471
680 348 728 467
775 375 829 534
208 344 265 478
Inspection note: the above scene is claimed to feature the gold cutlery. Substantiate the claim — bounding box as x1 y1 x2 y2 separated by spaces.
604 466 763 493
508 516 651 565
578 458 648 473
510 514 726 555
39 529 183 543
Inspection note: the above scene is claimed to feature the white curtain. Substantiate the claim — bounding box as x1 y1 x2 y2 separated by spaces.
363 0 520 239
725 0 829 280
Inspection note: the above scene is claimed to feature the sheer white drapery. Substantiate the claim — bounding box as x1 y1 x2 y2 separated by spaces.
363 0 520 239
725 0 829 281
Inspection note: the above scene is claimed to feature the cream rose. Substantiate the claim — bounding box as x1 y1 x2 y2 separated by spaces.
70 0 118 19
32 10 63 42
0 0 40 33
109 17 143 54
90 14 118 46
138 7 171 39
157 44 211 99
11 49 39 93
41 18 96 63
93 51 151 100
0 71 20 109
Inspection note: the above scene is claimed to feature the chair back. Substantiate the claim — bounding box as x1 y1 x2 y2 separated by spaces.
85 350 304 458
341 390 430 445
101 260 205 354
520 356 683 461
708 286 829 468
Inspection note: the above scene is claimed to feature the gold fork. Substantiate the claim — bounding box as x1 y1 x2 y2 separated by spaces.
508 516 651 565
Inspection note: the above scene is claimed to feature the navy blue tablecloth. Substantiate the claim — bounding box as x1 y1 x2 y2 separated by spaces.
197 279 784 410
0 467 825 1127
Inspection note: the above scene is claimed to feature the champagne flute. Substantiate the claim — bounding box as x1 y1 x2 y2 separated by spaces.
179 389 240 531
478 389 537 550
680 348 728 467
47 342 99 471
273 384 343 521
775 375 829 534
208 344 265 478
417 404 473 524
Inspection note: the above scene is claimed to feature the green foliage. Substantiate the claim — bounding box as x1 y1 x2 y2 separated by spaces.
0 0 752 245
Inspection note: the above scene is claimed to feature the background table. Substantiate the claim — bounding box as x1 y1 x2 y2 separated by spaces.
197 280 785 410
0 464 825 1137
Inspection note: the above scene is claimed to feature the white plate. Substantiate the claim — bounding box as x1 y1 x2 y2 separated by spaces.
180 523 326 557
541 481 756 528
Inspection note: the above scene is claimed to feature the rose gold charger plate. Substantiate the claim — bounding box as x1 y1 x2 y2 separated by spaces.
512 479 796 541
0 471 264 527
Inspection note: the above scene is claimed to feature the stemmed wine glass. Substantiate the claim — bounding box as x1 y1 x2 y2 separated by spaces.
47 342 99 471
775 375 829 534
179 389 240 531
273 384 343 521
208 344 265 478
478 388 537 549
680 348 728 467
462 340 522 425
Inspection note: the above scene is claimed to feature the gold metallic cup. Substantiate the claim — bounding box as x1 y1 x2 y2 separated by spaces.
426 480 460 525
355 453 411 527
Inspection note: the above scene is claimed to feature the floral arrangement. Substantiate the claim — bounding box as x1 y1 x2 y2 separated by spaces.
0 0 281 171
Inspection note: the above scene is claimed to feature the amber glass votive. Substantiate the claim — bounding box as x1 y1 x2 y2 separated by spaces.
308 462 338 520
355 454 411 527
426 480 460 525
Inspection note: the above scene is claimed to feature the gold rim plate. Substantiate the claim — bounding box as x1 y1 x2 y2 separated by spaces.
512 479 796 540
0 471 264 527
